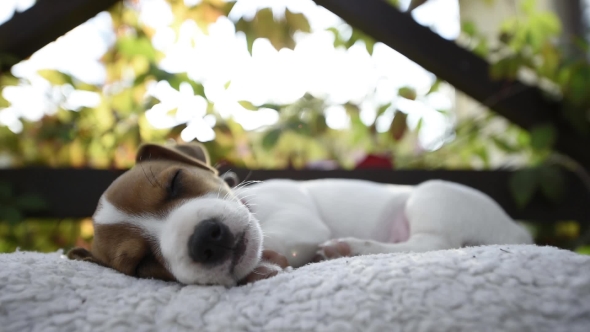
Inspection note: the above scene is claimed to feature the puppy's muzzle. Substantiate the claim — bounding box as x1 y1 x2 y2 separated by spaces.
188 219 234 266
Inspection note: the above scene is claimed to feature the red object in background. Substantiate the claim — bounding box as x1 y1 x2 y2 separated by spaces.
214 159 234 169
354 154 394 170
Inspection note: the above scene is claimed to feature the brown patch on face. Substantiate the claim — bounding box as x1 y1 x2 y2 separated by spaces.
90 223 176 281
68 142 236 282
105 160 232 218
80 160 232 281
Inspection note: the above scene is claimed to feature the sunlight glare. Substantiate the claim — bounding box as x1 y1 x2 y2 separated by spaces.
0 0 35 25
325 105 350 130
0 0 460 149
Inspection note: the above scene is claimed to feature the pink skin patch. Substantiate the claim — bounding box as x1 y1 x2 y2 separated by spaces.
316 211 411 261
388 212 410 243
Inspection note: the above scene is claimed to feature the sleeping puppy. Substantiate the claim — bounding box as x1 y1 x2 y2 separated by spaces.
68 142 533 286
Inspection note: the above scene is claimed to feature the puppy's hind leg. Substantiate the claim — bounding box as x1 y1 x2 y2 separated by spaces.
406 180 533 246
317 233 454 260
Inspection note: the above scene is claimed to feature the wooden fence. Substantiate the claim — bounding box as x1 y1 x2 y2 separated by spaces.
1 168 588 222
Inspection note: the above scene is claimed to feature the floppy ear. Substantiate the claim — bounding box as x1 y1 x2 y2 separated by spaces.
136 142 217 174
108 238 149 276
172 143 211 165
220 171 240 187
67 247 104 266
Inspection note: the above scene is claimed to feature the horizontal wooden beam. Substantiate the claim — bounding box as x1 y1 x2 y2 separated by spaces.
0 0 121 70
313 0 590 169
0 168 588 222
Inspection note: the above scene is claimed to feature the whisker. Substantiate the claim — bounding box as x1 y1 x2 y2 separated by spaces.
233 180 262 190
234 194 256 201
232 173 255 191
149 166 163 189
140 164 156 187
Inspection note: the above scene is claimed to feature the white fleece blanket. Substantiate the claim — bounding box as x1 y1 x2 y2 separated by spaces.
1 245 589 332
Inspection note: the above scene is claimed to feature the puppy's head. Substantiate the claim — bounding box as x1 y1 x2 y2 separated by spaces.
68 142 262 286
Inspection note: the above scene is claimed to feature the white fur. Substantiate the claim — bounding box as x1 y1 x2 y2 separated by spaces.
236 179 533 268
93 197 164 241
159 195 262 286
101 177 532 286
93 195 262 287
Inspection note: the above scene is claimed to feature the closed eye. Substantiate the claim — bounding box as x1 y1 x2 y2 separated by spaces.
167 169 182 199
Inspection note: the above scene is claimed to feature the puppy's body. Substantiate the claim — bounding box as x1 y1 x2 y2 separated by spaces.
238 178 532 268
68 143 532 287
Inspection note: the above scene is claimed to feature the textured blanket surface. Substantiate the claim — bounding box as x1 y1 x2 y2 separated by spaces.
1 245 589 332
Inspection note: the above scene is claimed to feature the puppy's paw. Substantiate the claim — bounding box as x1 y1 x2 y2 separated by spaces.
239 262 282 285
238 250 290 285
314 238 353 261
315 237 378 262
261 249 289 269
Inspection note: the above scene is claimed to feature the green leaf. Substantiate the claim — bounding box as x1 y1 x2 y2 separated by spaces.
37 69 74 85
398 87 417 100
509 169 539 209
235 18 255 55
111 89 134 114
530 12 561 37
0 93 9 108
492 137 519 153
538 164 565 204
389 111 408 141
415 117 424 133
490 56 520 80
259 103 282 111
344 103 360 114
235 7 309 53
572 36 590 54
327 27 347 48
473 39 489 57
285 9 311 33
238 101 257 110
166 73 205 97
0 207 23 224
286 119 310 135
0 52 20 68
427 79 442 95
224 81 231 89
576 246 590 255
563 105 590 136
461 21 477 37
364 39 375 55
262 128 282 150
555 221 579 238
567 67 590 106
386 0 399 7
117 36 157 61
377 103 391 116
517 131 531 147
313 114 328 134
530 124 556 151
0 182 12 199
15 194 47 211
475 145 490 166
521 0 536 15
347 29 376 55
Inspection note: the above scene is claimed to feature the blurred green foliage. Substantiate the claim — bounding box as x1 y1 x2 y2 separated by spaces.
0 182 47 223
461 0 590 211
0 0 589 254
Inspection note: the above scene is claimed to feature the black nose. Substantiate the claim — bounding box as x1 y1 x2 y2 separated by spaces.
188 219 234 265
